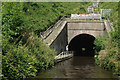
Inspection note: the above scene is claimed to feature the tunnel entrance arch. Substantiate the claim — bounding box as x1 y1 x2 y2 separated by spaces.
68 34 95 56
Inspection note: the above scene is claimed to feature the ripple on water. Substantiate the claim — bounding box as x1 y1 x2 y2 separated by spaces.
31 56 119 79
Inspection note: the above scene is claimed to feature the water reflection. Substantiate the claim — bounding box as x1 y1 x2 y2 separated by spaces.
29 56 118 79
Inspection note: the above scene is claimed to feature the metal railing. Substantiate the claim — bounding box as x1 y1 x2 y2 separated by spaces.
106 17 115 31
55 51 73 59
71 14 101 20
40 16 69 40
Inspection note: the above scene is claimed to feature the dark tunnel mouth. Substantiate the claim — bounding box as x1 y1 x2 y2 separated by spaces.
68 34 95 57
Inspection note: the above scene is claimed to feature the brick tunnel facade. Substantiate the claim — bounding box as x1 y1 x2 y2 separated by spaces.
67 21 106 43
67 21 106 56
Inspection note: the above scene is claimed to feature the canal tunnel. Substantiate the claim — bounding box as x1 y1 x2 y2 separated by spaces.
68 34 95 56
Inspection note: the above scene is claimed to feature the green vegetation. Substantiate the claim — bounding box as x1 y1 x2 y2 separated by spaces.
2 2 119 79
2 2 90 79
2 34 56 79
94 2 120 76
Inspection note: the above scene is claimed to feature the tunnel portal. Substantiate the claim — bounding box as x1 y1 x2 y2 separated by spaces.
68 34 95 57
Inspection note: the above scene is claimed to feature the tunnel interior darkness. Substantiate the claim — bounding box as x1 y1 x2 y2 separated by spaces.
68 34 95 57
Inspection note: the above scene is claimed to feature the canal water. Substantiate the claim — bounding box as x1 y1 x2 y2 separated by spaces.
26 56 119 79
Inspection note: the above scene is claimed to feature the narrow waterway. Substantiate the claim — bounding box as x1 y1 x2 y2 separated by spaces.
26 56 119 79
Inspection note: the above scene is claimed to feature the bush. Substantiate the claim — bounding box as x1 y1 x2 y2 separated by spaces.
94 37 120 75
94 36 105 53
2 35 56 79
